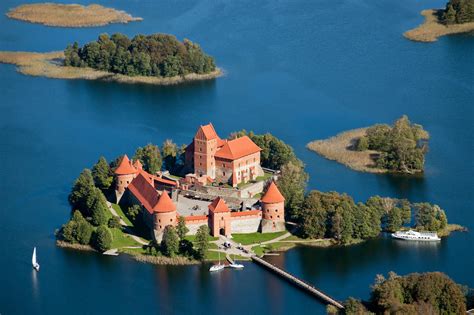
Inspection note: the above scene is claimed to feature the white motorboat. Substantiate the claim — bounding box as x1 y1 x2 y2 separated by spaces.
32 247 40 271
229 255 244 269
391 230 441 242
209 252 224 272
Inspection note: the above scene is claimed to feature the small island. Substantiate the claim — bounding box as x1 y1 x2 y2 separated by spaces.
0 33 221 85
404 0 474 43
6 3 142 27
307 115 429 174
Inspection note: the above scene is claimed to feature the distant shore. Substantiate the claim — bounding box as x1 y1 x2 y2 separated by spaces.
56 240 95 251
306 128 387 174
0 51 222 85
6 3 142 27
404 9 474 42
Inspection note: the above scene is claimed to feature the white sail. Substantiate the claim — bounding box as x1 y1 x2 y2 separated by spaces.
32 247 37 266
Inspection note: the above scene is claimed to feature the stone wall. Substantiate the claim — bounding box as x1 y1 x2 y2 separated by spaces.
230 212 262 234
184 217 208 235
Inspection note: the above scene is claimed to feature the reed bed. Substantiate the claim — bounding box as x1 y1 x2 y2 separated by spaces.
306 128 387 174
404 9 474 43
7 3 142 27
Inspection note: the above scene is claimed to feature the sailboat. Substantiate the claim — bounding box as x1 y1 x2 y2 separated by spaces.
32 247 40 272
209 252 224 272
229 254 244 269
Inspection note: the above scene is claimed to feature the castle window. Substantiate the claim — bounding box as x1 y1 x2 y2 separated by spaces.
200 162 202 166
221 217 224 220
223 172 226 176
159 219 161 223
275 209 278 212
277 215 280 218
159 225 162 229
270 216 273 219
127 181 129 184
170 219 173 222
267 209 269 212
199 148 202 152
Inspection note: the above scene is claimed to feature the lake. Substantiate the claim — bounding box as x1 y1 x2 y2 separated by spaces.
0 0 473 314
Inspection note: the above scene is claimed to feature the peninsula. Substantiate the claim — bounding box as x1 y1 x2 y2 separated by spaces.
404 0 474 42
6 3 142 27
0 33 221 85
56 123 463 266
307 115 429 174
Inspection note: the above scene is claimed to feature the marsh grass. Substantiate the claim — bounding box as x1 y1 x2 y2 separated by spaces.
404 9 474 43
6 3 142 27
307 128 387 174
0 51 222 85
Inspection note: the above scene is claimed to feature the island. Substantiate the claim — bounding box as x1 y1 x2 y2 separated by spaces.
307 115 429 174
6 3 142 27
0 33 222 85
330 271 473 314
56 123 463 265
404 0 474 42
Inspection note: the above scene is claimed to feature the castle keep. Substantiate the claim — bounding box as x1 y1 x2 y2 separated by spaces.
115 124 286 241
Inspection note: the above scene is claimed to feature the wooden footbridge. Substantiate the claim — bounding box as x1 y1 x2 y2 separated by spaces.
251 256 344 310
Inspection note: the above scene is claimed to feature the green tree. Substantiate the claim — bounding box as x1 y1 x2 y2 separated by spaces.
71 211 93 245
161 226 179 257
89 188 109 226
127 204 141 222
60 219 78 243
277 160 308 221
162 139 178 171
68 169 96 216
414 203 447 231
344 297 368 315
356 136 369 151
195 225 210 260
386 207 403 232
92 156 113 190
92 225 113 252
134 143 162 174
176 216 189 240
300 191 328 238
108 216 121 229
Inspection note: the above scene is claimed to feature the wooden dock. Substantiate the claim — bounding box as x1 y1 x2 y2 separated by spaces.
251 256 344 310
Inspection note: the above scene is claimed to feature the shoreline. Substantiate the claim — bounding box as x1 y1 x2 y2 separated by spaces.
56 240 96 252
0 51 223 86
404 9 474 43
306 128 388 174
6 3 142 28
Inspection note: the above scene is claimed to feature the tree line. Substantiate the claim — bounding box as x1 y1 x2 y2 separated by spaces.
64 33 216 78
444 0 474 24
330 271 471 314
356 115 429 174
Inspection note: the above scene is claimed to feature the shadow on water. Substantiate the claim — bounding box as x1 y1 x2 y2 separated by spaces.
375 172 428 202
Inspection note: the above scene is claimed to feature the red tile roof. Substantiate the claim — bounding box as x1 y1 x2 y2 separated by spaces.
208 197 230 213
261 181 285 203
214 136 261 160
127 173 159 214
133 159 143 170
153 176 178 187
184 215 208 222
115 155 138 175
196 123 219 140
230 210 261 217
153 191 176 213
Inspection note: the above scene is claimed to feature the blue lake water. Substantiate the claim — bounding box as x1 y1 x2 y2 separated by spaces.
0 0 473 314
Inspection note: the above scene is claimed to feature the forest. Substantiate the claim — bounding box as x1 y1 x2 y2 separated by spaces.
444 0 474 24
64 33 216 77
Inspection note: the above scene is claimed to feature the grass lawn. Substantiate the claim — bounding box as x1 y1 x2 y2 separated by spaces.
111 203 133 227
184 235 219 242
110 228 142 248
255 171 273 182
231 231 287 245
119 247 147 255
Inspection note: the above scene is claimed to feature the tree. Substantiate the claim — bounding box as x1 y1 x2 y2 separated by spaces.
277 160 308 220
134 143 162 174
344 297 368 315
68 169 96 216
176 216 189 240
162 139 178 171
161 226 179 257
300 191 328 238
386 207 403 232
356 136 369 151
60 219 78 243
89 188 109 226
92 156 113 190
127 204 141 222
108 216 121 229
92 225 113 252
71 211 93 245
414 203 447 231
195 225 210 260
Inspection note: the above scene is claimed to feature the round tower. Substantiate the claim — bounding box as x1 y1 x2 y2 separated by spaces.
260 181 286 233
152 191 177 242
114 155 138 202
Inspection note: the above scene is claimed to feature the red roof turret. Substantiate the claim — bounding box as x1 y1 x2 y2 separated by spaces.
208 197 230 213
115 155 138 175
261 181 285 204
153 191 176 213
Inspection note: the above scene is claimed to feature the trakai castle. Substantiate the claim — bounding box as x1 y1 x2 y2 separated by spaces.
115 123 286 241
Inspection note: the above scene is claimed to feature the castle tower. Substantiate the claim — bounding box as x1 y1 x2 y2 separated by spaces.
114 155 138 202
260 181 286 233
193 123 219 178
152 191 177 242
208 197 231 237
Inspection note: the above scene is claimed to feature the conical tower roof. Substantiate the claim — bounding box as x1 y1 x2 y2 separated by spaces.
208 197 230 213
153 191 176 213
261 181 285 203
115 155 138 175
